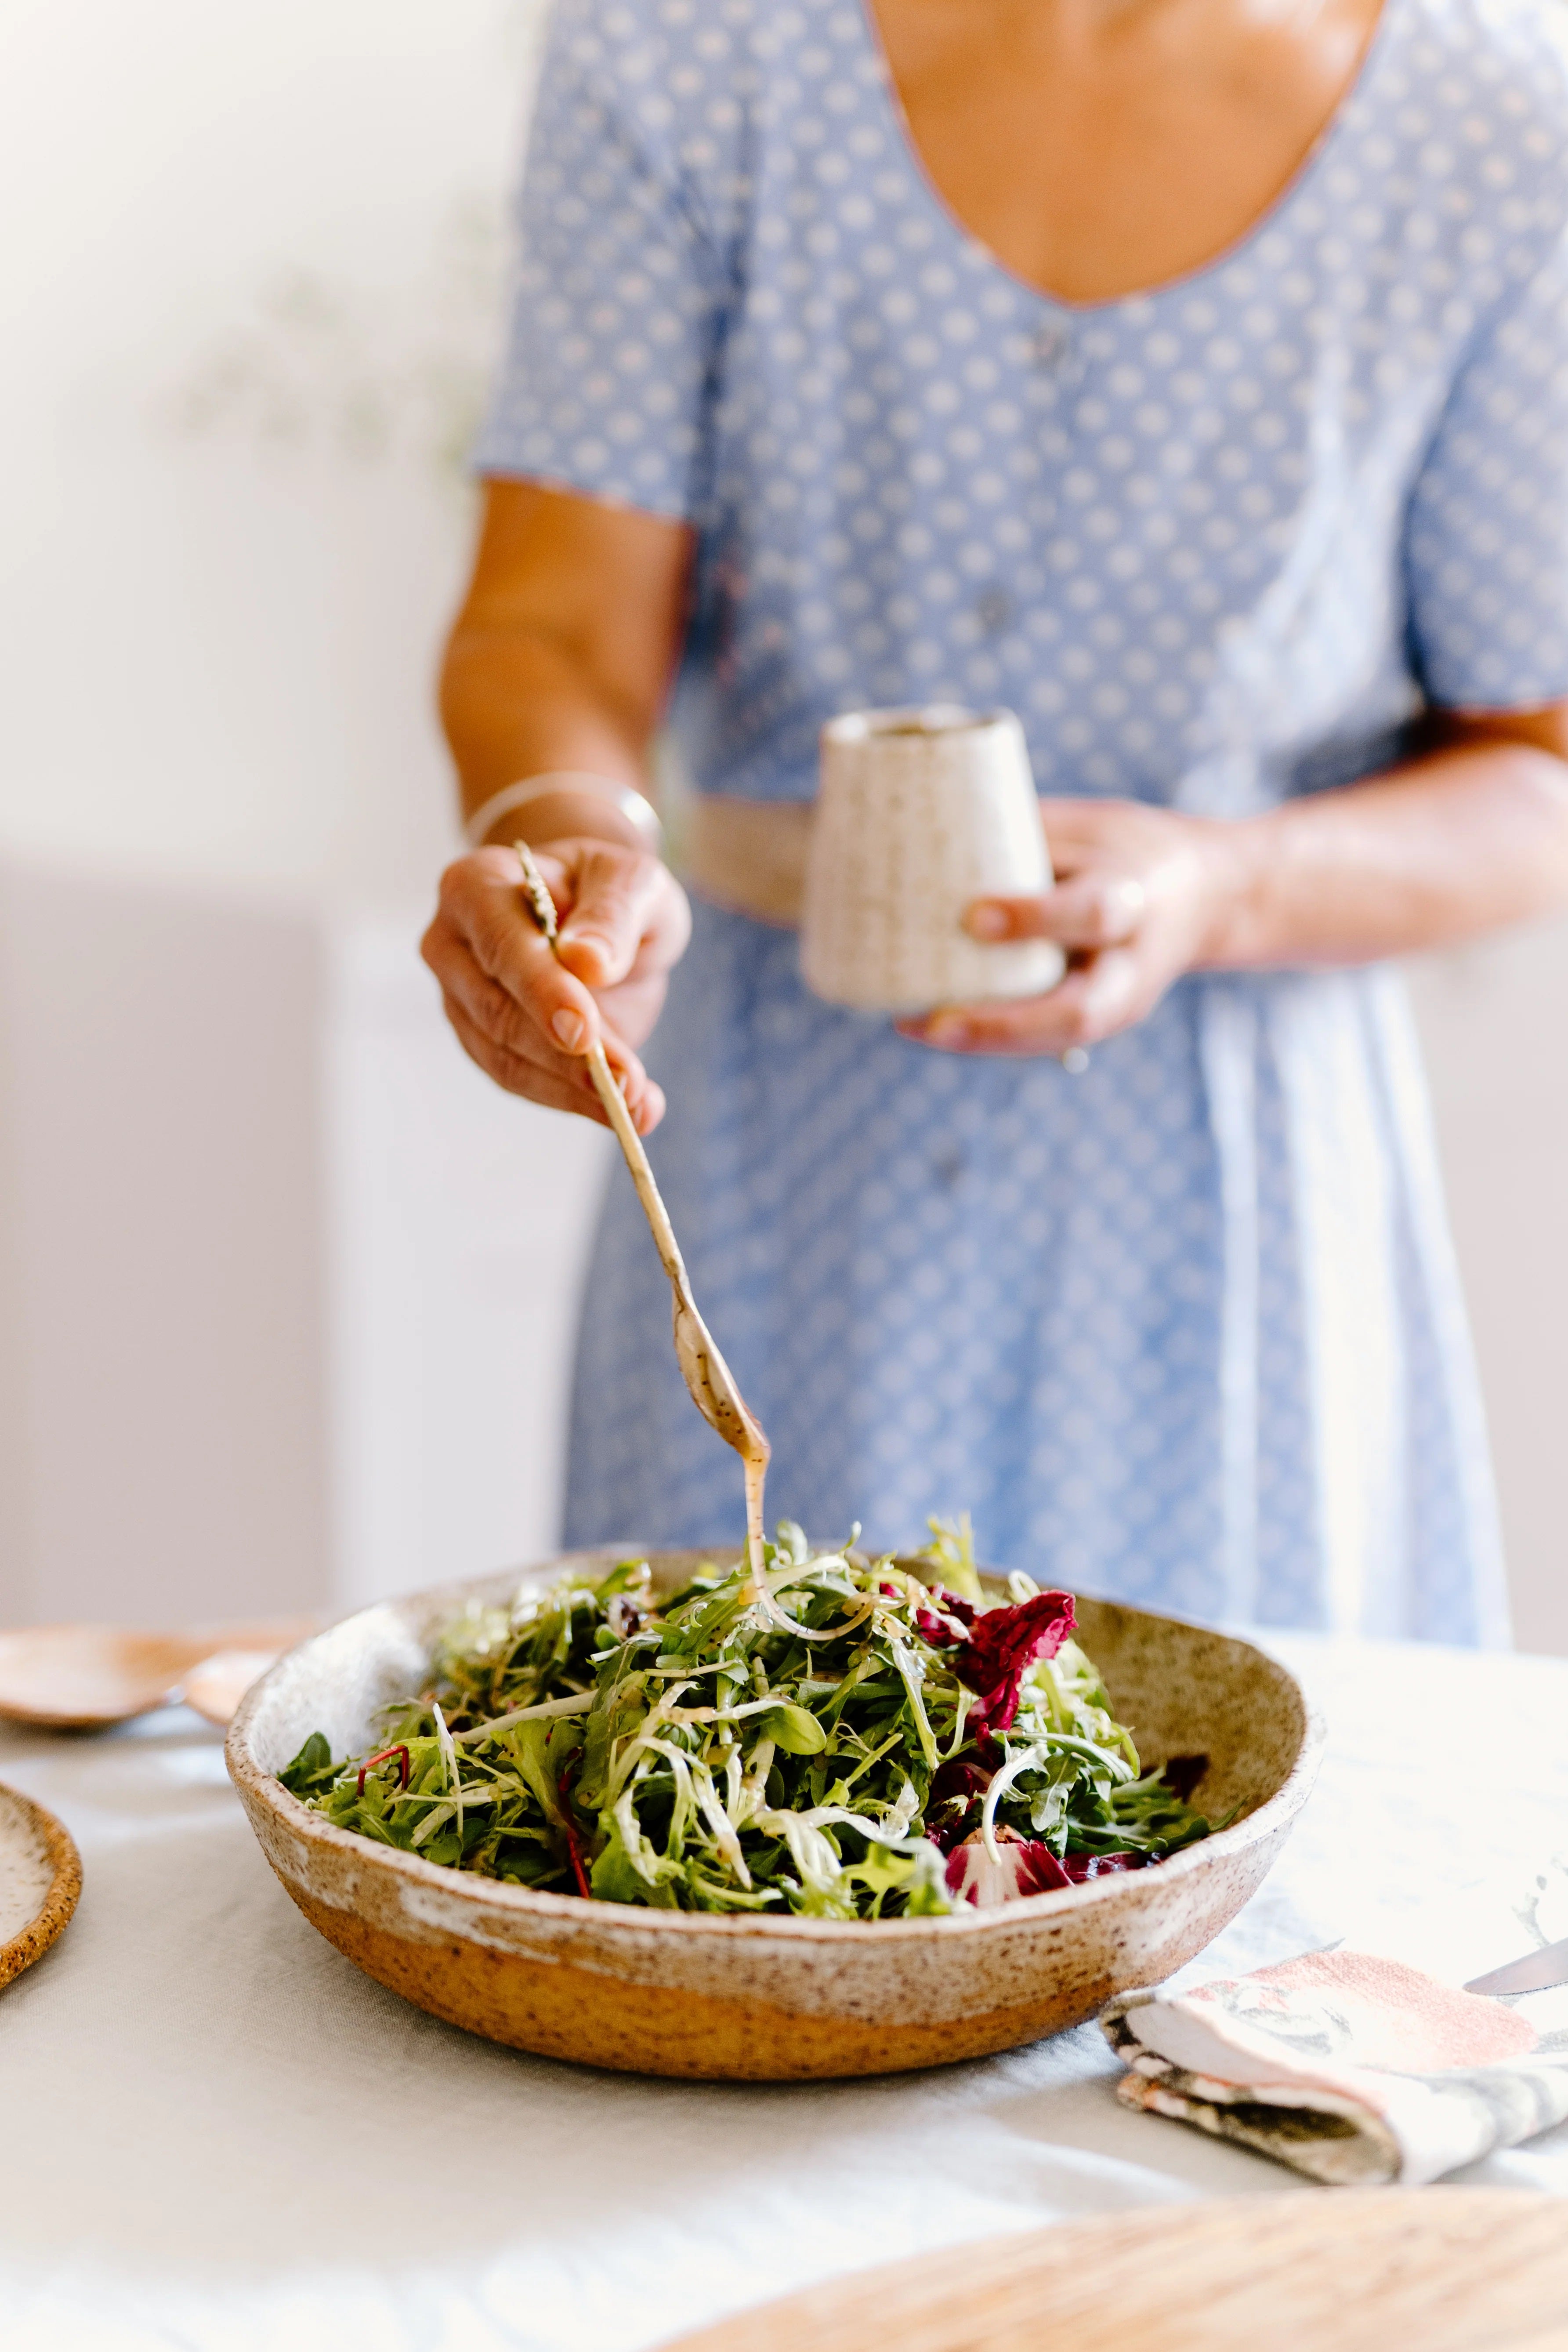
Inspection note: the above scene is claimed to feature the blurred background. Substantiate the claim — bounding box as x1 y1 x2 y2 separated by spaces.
1 0 1564 1651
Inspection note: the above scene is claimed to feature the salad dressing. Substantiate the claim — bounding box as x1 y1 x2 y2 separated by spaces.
742 1450 768 1599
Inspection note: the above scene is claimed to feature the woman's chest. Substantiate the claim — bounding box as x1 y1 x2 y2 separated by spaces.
718 0 1503 507
698 42 1506 779
720 175 1476 560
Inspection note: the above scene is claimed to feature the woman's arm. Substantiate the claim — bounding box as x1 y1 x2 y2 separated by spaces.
423 480 695 1131
901 707 1568 1056
1209 709 1568 963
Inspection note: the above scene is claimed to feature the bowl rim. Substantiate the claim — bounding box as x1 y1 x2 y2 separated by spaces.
0 1779 83 1990
227 1552 1325 1945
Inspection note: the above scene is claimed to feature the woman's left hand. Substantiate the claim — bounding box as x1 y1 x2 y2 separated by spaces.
897 797 1242 1058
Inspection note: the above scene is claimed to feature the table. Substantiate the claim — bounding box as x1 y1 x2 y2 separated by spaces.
1 1633 1564 2352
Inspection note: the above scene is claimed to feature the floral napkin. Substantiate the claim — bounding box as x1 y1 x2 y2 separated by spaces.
1103 1926 1568 2185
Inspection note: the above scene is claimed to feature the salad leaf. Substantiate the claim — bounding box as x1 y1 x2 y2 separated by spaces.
278 1731 336 1795
952 1587 1077 1733
283 1525 1223 1919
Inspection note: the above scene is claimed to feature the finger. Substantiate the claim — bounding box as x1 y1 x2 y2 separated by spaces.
426 921 661 1122
964 872 1146 949
441 993 666 1134
897 949 1144 1056
1035 797 1132 852
442 991 608 1120
556 847 690 991
434 855 611 1055
594 971 671 1044
425 911 591 1070
527 846 690 983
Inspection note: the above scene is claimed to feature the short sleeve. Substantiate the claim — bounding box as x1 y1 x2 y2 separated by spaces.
1406 227 1568 710
471 10 727 521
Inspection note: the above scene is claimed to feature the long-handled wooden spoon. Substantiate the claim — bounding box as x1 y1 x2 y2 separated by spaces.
0 1617 316 1731
515 843 771 1585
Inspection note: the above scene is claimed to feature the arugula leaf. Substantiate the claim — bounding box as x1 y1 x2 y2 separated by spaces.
284 1531 1220 1918
278 1732 337 1794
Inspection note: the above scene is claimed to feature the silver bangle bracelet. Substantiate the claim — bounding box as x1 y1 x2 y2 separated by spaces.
463 772 664 855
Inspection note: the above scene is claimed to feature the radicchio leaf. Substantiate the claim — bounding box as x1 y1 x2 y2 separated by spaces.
953 1588 1076 1732
1061 1851 1147 1883
1159 1754 1209 1803
944 1828 1072 1908
925 1757 993 1853
607 1594 645 1642
914 1588 978 1649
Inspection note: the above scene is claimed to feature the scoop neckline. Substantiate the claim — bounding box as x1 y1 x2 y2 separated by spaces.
853 0 1399 320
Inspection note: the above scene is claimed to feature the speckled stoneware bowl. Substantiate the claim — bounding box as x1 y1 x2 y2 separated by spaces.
227 1552 1322 2080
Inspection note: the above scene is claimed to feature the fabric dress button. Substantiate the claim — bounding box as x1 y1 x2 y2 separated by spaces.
1032 319 1073 368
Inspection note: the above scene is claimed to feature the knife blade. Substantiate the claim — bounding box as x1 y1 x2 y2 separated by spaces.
1463 1935 1568 1998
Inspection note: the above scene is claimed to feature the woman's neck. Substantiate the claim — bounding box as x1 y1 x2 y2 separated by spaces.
865 0 1387 306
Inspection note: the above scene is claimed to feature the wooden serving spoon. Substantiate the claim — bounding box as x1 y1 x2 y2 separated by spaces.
181 1645 303 1728
515 842 772 1585
0 1618 315 1731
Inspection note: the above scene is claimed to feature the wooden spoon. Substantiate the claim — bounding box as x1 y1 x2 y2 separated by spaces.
0 1618 315 1730
514 843 771 1581
181 1646 298 1729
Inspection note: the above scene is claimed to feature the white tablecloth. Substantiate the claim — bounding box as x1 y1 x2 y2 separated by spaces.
2 1632 1565 2352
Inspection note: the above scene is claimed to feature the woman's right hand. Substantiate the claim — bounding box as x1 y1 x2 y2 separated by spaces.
420 837 692 1134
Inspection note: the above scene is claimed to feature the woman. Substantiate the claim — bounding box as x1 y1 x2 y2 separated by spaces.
424 0 1568 1640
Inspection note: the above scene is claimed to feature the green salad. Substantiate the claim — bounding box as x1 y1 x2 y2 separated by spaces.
278 1521 1223 1919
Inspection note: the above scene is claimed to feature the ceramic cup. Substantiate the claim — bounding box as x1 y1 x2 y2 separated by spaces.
800 704 1067 1014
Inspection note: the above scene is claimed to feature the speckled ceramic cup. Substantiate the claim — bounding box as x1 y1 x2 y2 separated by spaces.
227 1555 1322 2082
801 704 1067 1013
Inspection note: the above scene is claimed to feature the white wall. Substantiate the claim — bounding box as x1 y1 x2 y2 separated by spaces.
0 0 533 906
1410 928 1568 1655
0 0 578 1625
323 913 606 1613
1 0 1564 1648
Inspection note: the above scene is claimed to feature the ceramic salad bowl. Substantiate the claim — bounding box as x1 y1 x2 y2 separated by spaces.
226 1550 1322 2080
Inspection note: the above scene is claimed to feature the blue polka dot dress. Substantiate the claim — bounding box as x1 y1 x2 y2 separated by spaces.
475 0 1568 1641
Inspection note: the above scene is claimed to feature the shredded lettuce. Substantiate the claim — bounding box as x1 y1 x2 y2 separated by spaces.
279 1521 1224 1918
